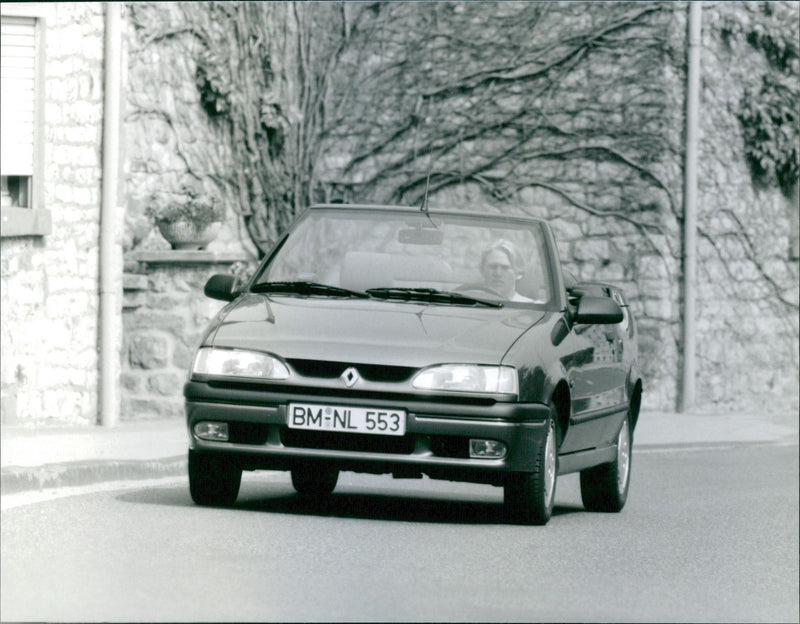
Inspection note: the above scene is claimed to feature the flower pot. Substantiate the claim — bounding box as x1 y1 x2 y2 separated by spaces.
157 220 222 250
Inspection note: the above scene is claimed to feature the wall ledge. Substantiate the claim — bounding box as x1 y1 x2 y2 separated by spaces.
128 250 249 266
1 208 52 238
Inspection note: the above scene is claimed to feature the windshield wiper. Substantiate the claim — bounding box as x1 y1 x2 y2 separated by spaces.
365 287 503 308
251 281 368 298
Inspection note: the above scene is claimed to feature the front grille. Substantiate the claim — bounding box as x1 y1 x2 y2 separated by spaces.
228 422 269 445
280 427 415 455
288 359 416 383
205 380 498 406
430 435 470 459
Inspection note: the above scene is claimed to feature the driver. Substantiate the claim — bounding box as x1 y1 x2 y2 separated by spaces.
480 239 533 302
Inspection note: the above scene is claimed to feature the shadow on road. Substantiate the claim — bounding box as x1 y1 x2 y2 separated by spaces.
116 484 196 508
117 481 585 525
239 490 585 525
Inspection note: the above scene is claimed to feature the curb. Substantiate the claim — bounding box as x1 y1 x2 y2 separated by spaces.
1 456 187 495
2 425 797 496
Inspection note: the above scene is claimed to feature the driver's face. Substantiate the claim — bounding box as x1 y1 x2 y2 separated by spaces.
482 249 518 299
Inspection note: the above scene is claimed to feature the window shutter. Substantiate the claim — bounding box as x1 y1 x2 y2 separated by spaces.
1 16 36 177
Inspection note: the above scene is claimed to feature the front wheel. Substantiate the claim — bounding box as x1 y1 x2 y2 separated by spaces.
504 409 558 525
580 413 631 512
291 465 339 498
188 450 242 507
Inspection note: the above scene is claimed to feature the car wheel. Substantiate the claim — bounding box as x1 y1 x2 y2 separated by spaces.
188 449 242 507
580 412 631 512
291 465 339 497
504 406 558 525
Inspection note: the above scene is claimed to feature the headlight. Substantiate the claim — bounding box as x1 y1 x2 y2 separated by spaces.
412 364 518 394
192 347 290 380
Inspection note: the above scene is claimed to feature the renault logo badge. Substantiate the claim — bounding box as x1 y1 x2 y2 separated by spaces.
341 367 360 387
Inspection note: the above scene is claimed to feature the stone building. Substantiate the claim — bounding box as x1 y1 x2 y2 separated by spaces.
1 2 797 428
1 2 123 426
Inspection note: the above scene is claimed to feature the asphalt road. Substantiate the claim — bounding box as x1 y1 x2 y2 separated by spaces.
1 442 797 623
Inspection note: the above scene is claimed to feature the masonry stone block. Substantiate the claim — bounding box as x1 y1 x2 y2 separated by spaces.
148 372 183 396
644 298 675 321
549 218 583 243
172 340 194 370
577 263 597 281
123 291 147 310
614 281 640 300
150 293 188 311
129 334 170 369
123 273 149 290
594 262 626 282
124 311 186 334
123 397 184 421
573 239 609 262
121 373 144 392
590 190 622 211
637 254 671 281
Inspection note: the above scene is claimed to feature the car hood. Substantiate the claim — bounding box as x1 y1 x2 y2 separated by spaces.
206 294 546 367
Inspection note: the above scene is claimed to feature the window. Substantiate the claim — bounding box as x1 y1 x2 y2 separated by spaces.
1 175 30 208
1 7 49 237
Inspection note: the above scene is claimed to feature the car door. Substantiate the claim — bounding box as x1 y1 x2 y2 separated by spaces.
558 287 628 454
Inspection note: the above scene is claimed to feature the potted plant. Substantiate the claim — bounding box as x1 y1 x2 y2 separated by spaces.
147 184 226 250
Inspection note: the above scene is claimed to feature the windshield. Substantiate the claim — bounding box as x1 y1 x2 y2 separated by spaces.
254 208 554 306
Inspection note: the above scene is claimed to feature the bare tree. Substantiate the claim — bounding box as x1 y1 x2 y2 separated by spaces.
129 2 678 256
128 0 796 315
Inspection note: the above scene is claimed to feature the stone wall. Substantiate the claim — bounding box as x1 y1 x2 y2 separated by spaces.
120 252 245 421
690 2 799 409
317 1 799 411
1 2 107 426
318 1 685 409
118 1 799 417
123 2 260 261
120 3 255 419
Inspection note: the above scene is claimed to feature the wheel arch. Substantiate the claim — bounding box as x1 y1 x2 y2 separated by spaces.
629 379 643 433
550 379 571 446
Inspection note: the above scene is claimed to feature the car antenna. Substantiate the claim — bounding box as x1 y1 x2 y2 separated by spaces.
421 169 431 213
420 143 434 213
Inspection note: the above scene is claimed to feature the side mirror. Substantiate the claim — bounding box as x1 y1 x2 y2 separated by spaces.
204 274 241 302
574 296 623 325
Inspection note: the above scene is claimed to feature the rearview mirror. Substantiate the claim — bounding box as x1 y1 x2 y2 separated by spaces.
204 274 241 302
573 296 623 325
397 227 443 245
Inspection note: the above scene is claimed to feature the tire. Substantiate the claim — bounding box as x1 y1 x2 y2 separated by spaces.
580 412 631 512
291 465 339 498
504 406 558 525
188 450 242 507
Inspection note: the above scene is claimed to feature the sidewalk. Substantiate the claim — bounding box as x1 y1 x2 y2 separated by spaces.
1 409 797 496
1 420 187 495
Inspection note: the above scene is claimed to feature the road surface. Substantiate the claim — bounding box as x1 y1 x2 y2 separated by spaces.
2 441 797 622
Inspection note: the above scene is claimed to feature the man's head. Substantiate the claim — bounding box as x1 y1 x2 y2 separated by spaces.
480 240 524 299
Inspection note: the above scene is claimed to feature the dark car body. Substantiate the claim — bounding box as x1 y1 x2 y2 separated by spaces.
185 204 642 524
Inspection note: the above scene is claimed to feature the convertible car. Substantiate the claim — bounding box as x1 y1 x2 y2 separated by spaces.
184 204 642 524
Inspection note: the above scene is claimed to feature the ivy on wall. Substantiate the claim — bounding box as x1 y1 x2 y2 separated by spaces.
124 1 800 409
724 2 799 194
130 2 680 257
739 74 798 193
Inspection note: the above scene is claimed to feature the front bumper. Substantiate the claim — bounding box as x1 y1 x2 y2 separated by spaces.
184 381 550 486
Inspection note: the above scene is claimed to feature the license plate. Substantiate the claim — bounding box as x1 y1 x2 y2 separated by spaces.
288 403 407 436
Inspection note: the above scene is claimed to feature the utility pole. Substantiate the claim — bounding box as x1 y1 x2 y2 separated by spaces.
679 1 702 412
100 2 123 426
